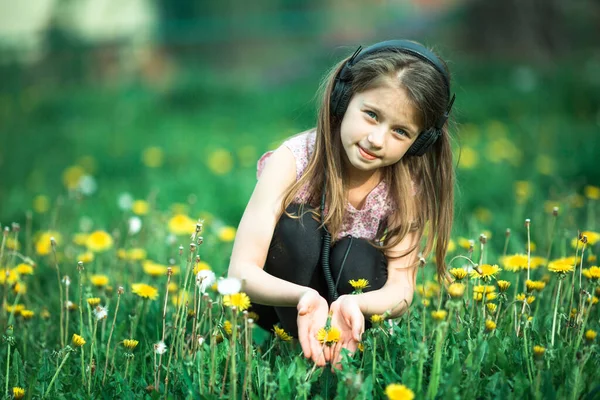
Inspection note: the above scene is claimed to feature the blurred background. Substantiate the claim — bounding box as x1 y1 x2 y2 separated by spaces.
1 0 599 270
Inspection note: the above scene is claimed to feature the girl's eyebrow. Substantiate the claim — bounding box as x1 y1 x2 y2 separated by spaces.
363 102 419 137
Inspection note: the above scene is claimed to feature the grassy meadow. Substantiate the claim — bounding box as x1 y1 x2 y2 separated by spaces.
0 58 599 399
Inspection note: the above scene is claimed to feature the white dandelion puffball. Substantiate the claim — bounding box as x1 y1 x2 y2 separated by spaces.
128 216 142 235
154 341 167 355
118 192 134 210
196 270 216 293
93 305 108 321
217 277 242 295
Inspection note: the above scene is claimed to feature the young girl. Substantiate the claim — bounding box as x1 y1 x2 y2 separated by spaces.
227 39 455 367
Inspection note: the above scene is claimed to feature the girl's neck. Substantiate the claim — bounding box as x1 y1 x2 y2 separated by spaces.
344 166 382 190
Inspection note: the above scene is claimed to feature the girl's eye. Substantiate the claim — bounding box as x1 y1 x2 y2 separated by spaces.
393 128 408 137
365 110 377 120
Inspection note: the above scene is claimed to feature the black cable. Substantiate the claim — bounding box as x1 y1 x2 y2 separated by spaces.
334 235 354 294
320 173 338 302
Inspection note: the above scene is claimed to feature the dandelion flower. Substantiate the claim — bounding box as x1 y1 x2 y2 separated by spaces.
582 266 600 282
217 277 242 295
486 303 497 314
77 251 94 264
449 268 467 281
14 263 34 275
585 185 600 200
385 383 415 400
217 226 236 242
457 237 472 250
548 259 575 275
585 329 597 343
193 261 211 274
223 292 251 312
128 248 146 261
90 274 109 287
123 339 139 350
143 261 167 277
497 280 511 292
35 231 62 256
587 296 599 305
13 283 26 295
470 264 501 282
501 254 528 272
273 325 293 342
168 214 196 236
132 200 150 215
485 319 496 332
571 231 600 248
431 310 447 322
72 334 86 347
131 283 159 300
447 283 465 299
223 320 233 335
85 230 113 253
349 278 370 291
370 314 385 324
154 340 167 355
20 310 34 320
12 387 25 400
533 345 545 360
516 293 535 304
207 149 234 175
421 299 430 307
473 285 496 294
417 281 440 298
316 327 341 346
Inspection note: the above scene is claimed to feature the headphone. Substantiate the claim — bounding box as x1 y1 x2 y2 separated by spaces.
329 39 456 157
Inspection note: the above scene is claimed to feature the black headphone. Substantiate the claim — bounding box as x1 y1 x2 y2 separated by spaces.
329 39 456 157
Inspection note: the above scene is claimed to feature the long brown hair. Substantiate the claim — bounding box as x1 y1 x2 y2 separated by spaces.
280 45 455 281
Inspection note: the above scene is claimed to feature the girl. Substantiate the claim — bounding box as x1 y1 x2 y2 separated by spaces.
227 39 455 367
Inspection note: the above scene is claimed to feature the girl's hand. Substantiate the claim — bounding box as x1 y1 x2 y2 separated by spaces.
327 295 364 369
297 290 330 366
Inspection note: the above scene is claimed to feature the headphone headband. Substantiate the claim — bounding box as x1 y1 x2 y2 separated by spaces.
330 39 456 156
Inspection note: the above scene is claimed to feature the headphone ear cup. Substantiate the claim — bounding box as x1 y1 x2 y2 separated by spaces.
330 81 352 119
406 128 440 156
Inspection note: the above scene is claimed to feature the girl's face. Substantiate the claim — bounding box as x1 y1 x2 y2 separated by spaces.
339 79 421 179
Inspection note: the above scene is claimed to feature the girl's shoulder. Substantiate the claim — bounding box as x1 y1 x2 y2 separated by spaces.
257 130 316 181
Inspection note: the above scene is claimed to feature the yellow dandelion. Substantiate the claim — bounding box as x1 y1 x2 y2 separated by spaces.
85 230 113 253
497 280 511 292
485 292 498 302
474 292 483 302
72 333 86 347
516 293 535 304
132 200 150 215
421 299 430 307
128 248 147 261
548 259 575 275
13 283 26 295
87 297 101 307
370 314 385 324
449 268 467 281
587 296 599 305
485 319 496 332
62 165 85 189
12 387 25 400
571 231 600 248
90 274 109 287
385 383 415 400
585 329 597 343
447 239 456 253
417 281 440 298
168 214 196 236
123 339 139 350
20 310 34 320
77 251 94 264
273 325 293 342
357 343 364 352
14 263 34 275
117 248 128 260
473 285 496 294
0 269 19 285
514 181 532 203
131 283 159 300
501 254 528 272
582 266 600 282
447 283 465 298
223 292 251 312
431 310 448 322
73 233 89 246
316 327 341 346
525 280 546 292
458 146 478 169
470 264 501 281
218 226 237 242
35 231 61 256
349 278 370 291
533 345 545 360
168 282 178 293
41 309 50 319
589 254 598 263
223 320 233 335
585 185 600 200
457 237 472 250
143 261 167 277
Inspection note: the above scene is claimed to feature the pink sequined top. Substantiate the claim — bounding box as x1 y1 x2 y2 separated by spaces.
257 131 397 240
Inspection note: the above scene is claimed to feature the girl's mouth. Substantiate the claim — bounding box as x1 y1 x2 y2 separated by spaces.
357 145 378 160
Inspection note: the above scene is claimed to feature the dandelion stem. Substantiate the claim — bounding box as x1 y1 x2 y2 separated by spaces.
52 245 65 348
64 281 70 348
44 350 71 398
102 289 122 386
551 279 563 346
81 347 86 386
5 342 10 397
231 308 238 400
88 319 99 395
522 324 534 385
371 334 377 391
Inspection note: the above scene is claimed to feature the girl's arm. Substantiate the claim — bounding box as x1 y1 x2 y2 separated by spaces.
352 230 420 318
227 145 317 306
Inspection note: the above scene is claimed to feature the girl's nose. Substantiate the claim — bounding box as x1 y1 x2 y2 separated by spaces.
367 127 386 149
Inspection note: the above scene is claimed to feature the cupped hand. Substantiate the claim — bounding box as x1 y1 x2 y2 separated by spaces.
297 289 330 366
327 295 364 369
